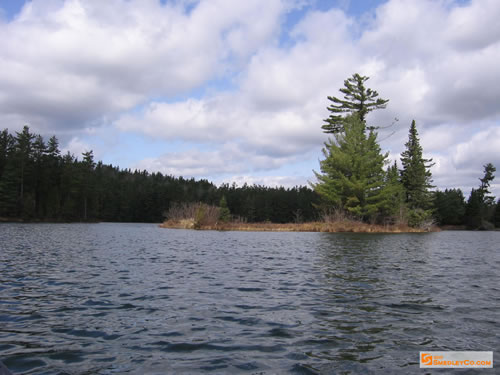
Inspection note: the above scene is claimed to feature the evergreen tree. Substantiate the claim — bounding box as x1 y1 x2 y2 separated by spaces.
478 163 496 206
400 120 434 210
14 126 35 217
80 150 96 221
322 73 389 134
32 135 47 217
218 195 231 222
0 129 15 178
433 189 466 226
45 136 62 218
465 188 483 229
379 161 406 223
313 114 389 222
60 152 78 220
0 161 18 217
465 163 496 229
494 198 500 228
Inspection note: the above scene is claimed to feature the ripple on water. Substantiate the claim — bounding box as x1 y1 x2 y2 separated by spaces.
0 225 498 374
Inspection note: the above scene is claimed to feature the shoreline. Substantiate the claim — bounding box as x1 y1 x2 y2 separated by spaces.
159 220 439 233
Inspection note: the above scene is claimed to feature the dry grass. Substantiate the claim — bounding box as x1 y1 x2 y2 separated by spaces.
161 202 440 233
160 219 439 233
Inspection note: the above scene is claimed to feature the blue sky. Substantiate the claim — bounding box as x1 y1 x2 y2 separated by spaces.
1 0 499 196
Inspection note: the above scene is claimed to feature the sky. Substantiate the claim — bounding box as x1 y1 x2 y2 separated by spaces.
1 0 499 197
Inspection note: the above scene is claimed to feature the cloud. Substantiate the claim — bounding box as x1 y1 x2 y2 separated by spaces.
62 136 92 158
118 0 500 193
1 0 500 195
0 0 290 132
132 142 301 178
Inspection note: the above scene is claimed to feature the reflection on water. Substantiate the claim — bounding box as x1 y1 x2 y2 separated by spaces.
0 224 499 374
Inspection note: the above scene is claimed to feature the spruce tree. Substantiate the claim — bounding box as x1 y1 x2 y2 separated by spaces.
400 120 434 210
465 163 496 229
314 114 389 221
322 73 389 134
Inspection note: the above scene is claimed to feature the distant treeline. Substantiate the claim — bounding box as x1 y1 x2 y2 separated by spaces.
0 127 319 223
1 126 499 229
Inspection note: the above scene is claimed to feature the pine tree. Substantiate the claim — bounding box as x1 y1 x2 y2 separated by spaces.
218 195 231 222
45 136 62 218
80 150 96 221
14 125 36 217
322 73 389 134
0 161 18 217
465 188 483 229
400 120 434 210
379 161 406 223
465 163 496 229
433 189 466 226
478 163 496 206
0 129 15 178
494 198 500 228
314 114 389 221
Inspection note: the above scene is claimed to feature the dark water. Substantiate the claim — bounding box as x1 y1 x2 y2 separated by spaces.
0 223 498 374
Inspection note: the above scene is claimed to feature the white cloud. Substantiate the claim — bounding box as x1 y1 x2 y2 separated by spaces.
1 0 500 194
132 143 301 178
0 0 290 132
62 136 92 158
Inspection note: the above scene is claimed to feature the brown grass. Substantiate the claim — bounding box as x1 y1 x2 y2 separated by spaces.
160 219 439 233
161 202 440 233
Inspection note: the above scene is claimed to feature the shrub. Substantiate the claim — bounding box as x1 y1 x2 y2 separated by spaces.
407 208 434 230
166 202 220 229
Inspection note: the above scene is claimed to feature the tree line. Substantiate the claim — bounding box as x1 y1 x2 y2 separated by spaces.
313 73 499 230
1 74 499 229
0 126 318 223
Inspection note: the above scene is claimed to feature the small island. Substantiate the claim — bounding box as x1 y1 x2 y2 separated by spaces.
161 74 498 233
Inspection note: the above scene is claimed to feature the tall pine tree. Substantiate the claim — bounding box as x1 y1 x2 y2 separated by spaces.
314 114 389 222
322 73 389 134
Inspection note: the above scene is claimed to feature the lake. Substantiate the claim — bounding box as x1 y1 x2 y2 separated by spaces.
0 223 498 374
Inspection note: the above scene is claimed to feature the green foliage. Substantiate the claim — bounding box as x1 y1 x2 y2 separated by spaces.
407 208 434 229
314 114 390 222
379 161 407 222
494 199 500 228
465 163 496 229
0 161 18 217
322 73 389 134
478 163 496 206
218 195 231 222
400 120 434 210
433 189 466 225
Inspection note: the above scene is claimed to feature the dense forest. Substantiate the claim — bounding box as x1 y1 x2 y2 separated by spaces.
0 127 318 223
1 74 499 230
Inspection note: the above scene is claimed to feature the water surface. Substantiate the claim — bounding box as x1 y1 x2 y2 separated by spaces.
0 223 498 374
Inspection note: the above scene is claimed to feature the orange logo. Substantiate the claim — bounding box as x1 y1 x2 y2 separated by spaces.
421 353 432 366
